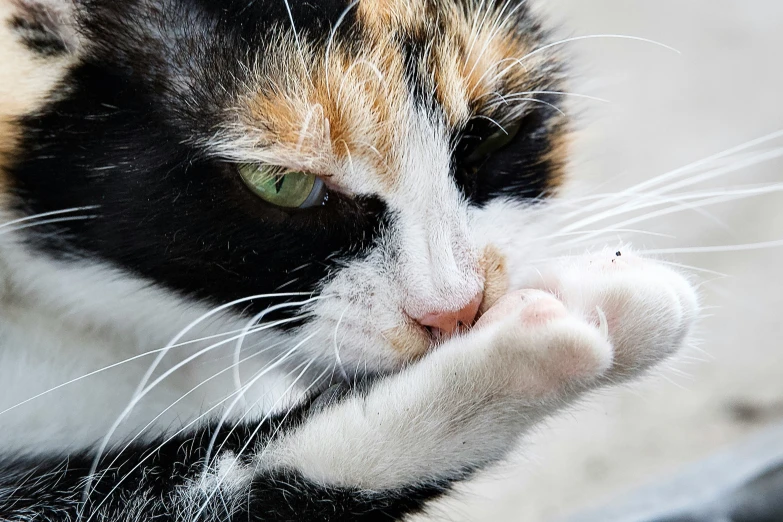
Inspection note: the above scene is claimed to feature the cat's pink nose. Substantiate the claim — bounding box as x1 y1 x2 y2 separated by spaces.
414 293 483 335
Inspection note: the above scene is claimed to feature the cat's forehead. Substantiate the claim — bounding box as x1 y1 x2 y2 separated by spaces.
208 0 561 194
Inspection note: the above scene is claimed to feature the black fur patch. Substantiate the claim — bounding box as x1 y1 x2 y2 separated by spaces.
8 0 386 319
453 99 564 205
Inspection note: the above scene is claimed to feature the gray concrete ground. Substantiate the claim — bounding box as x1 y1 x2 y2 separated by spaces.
416 2 783 521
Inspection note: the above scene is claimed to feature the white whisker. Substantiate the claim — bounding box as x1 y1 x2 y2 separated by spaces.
200 330 322 478
324 0 359 97
0 206 100 231
563 130 783 220
232 298 322 405
98 338 290 483
333 305 351 382
84 294 327 503
559 183 783 239
638 239 783 256
282 0 312 85
472 114 508 134
653 259 729 277
495 96 566 116
0 324 298 417
522 34 680 63
197 361 333 522
0 215 98 235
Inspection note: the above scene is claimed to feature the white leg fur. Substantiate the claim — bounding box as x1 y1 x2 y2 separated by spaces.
260 251 698 490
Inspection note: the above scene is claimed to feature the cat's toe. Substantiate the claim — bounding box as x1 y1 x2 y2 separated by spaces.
474 289 614 399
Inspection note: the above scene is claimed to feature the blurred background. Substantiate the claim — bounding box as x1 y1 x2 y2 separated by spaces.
416 1 783 520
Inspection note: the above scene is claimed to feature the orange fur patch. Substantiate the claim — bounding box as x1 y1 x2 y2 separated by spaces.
356 0 428 34
240 32 410 190
382 322 432 360
228 0 565 195
478 244 509 316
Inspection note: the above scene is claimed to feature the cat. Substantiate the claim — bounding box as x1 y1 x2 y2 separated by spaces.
0 0 698 520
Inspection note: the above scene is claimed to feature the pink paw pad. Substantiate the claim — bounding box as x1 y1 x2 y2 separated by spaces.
476 289 566 329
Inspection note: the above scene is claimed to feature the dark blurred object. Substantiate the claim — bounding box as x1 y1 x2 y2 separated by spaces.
652 462 783 522
566 424 783 522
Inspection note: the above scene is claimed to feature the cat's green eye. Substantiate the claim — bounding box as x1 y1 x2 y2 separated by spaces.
238 164 327 209
463 121 522 164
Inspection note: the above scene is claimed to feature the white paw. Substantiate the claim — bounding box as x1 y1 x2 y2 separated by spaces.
529 249 699 380
458 250 698 401
470 289 613 400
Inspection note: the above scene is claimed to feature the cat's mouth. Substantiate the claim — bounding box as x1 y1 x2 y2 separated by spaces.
334 244 511 362
383 296 486 360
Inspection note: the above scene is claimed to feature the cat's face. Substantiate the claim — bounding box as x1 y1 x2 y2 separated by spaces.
2 0 567 372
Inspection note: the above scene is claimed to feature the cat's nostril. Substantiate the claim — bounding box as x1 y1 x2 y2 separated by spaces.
414 293 483 336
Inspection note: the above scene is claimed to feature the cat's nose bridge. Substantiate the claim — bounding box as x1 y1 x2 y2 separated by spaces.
385 111 485 319
392 203 485 322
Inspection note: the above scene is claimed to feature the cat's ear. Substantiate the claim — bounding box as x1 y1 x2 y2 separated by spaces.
0 0 81 167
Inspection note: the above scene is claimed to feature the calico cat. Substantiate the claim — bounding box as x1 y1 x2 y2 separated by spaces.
0 0 698 520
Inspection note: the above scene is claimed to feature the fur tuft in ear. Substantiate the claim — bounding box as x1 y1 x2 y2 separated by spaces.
8 0 79 57
0 0 80 178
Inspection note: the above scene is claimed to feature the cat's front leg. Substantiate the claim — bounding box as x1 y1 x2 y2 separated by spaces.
0 253 696 522
261 251 698 497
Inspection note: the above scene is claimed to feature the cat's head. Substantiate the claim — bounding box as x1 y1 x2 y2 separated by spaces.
1 0 567 373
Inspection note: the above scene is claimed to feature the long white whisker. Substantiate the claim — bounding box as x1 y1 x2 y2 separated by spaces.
333 305 351 382
134 293 316 407
483 89 609 104
324 0 359 97
84 316 302 501
523 34 680 63
0 206 100 231
558 187 782 248
546 228 675 241
495 96 566 116
84 295 326 502
557 151 764 220
282 0 312 85
0 323 296 417
653 259 730 277
200 331 322 486
638 239 783 256
563 130 783 219
0 215 98 235
197 359 331 522
560 182 783 235
81 361 297 522
98 337 290 484
472 114 508 134
647 147 783 200
232 298 319 405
